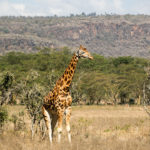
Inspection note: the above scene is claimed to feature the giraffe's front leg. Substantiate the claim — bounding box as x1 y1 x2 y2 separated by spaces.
65 106 72 143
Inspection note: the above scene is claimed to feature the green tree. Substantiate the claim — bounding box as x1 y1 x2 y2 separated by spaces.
0 72 13 105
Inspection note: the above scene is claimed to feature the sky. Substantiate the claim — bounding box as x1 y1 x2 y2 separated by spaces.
0 0 150 16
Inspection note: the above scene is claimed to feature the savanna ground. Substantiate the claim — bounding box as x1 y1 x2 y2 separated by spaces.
0 105 150 150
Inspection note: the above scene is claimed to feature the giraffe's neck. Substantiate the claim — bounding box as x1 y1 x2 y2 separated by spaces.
55 53 79 92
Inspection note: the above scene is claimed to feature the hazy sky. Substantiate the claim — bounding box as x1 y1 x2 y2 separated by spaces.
0 0 150 16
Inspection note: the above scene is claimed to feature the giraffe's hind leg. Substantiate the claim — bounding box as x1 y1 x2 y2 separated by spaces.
42 106 53 143
57 111 64 143
65 106 72 143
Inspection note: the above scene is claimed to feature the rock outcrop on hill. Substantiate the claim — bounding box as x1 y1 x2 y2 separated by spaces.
0 15 150 57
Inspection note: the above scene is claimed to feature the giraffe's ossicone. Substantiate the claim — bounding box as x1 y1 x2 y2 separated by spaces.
42 45 93 143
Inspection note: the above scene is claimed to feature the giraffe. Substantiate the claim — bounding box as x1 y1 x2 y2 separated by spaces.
42 45 93 143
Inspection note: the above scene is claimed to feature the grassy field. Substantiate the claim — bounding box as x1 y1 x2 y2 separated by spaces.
0 105 150 150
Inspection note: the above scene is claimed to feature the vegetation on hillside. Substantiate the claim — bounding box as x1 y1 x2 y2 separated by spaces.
0 47 149 106
1 15 150 57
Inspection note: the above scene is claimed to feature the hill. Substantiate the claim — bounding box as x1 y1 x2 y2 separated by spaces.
0 15 150 57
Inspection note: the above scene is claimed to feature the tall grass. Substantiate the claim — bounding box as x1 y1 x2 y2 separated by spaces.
0 105 150 150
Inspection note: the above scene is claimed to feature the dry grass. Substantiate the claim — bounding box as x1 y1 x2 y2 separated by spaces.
0 105 150 150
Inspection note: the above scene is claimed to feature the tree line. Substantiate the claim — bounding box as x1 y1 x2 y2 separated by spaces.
0 47 149 105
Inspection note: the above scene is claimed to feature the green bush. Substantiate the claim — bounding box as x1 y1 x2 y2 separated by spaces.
0 106 8 128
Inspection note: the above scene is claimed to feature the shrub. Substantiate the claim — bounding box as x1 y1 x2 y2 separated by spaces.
0 106 8 129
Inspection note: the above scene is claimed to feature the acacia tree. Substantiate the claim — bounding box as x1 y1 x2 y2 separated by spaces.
21 70 47 139
143 66 150 116
102 74 126 105
80 72 109 105
105 76 120 104
71 72 85 104
23 84 46 139
125 71 146 105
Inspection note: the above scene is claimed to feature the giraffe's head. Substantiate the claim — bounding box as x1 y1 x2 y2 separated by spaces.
76 45 93 60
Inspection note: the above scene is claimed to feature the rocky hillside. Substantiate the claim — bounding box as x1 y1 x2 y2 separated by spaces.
0 15 150 57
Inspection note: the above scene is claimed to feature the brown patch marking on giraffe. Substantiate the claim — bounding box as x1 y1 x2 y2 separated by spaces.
72 65 76 70
62 74 64 78
66 80 71 85
70 69 73 74
64 76 67 81
71 63 74 67
68 71 72 76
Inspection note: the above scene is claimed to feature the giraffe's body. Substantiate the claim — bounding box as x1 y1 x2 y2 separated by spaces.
42 45 93 143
